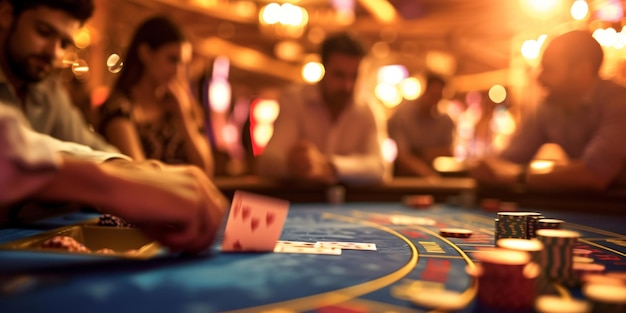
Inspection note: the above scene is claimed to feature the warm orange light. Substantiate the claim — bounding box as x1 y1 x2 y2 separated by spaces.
74 27 91 49
570 0 589 20
106 53 123 74
382 138 398 163
400 77 422 101
302 62 325 83
488 85 507 104
252 100 280 123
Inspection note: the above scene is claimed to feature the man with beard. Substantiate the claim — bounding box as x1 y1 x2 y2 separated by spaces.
0 104 228 253
0 0 228 253
470 30 626 191
0 0 116 152
257 32 386 184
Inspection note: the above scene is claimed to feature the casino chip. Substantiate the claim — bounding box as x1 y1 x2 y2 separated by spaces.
439 228 473 238
98 214 135 228
95 248 116 254
41 236 90 253
403 195 434 209
480 198 500 212
581 274 625 286
535 295 590 313
582 283 626 312
573 256 594 264
573 248 593 257
408 288 467 311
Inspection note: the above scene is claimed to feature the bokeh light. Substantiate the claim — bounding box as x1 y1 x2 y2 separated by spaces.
488 84 507 104
400 77 422 100
375 83 402 108
530 160 555 174
208 79 232 113
521 35 547 60
274 40 303 61
71 59 90 78
381 138 398 163
302 62 325 83
61 52 78 68
106 53 123 74
596 0 623 22
74 27 91 49
520 0 560 17
377 65 408 85
221 123 240 145
570 0 589 20
260 3 281 24
252 124 274 148
252 99 280 124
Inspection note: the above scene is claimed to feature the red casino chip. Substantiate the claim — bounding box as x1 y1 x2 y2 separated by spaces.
41 236 90 253
480 198 500 212
403 195 434 209
573 263 606 275
95 248 116 254
439 228 473 238
535 295 590 313
499 201 519 212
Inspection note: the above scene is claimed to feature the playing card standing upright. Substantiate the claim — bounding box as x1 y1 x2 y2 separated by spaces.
221 191 289 252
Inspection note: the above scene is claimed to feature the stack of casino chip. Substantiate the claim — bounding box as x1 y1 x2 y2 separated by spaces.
98 214 135 228
536 229 581 286
537 218 564 230
495 212 531 240
468 249 539 310
496 238 549 294
527 214 545 238
495 212 545 242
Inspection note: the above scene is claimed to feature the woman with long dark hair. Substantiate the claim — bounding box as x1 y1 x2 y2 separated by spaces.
98 16 213 175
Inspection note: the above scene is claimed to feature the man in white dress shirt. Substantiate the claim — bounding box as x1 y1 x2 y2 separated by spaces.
257 32 386 185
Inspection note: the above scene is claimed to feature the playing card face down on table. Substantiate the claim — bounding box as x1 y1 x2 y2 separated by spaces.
221 191 290 252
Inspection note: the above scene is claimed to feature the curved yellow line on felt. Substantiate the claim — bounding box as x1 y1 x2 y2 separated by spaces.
579 239 626 258
221 212 419 313
408 224 478 309
566 224 625 238
553 283 571 299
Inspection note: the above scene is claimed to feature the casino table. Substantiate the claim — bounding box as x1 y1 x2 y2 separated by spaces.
0 201 625 313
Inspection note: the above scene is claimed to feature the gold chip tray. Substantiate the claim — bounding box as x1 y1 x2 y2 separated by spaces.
0 225 163 260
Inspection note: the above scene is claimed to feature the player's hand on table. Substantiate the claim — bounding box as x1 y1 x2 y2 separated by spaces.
100 162 228 254
469 157 522 187
287 141 337 184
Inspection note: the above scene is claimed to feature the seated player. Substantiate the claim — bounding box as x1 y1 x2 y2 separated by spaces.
0 105 227 253
98 16 214 176
0 0 117 152
388 73 454 177
470 30 626 191
257 32 387 185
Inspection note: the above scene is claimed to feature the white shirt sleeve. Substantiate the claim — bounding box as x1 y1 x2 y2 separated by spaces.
0 105 129 206
330 104 388 184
